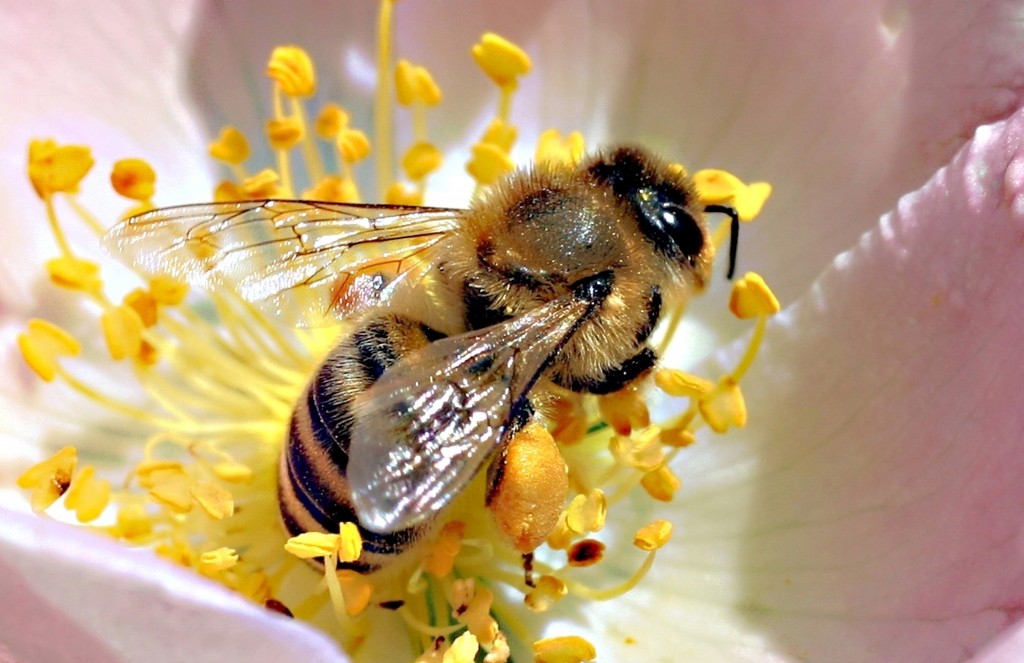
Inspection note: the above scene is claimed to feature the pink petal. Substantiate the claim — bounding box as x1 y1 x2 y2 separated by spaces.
598 89 1024 661
0 508 347 662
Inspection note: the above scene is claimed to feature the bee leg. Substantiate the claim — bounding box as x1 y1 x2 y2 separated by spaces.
552 346 658 395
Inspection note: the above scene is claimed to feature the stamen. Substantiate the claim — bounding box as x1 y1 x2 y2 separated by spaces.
532 635 596 663
17 319 81 382
110 158 156 203
62 465 112 523
16 446 77 511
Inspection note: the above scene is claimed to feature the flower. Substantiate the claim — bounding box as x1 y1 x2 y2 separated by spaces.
3 2 1024 662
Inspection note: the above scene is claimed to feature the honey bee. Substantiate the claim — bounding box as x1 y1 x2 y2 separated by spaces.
106 146 739 573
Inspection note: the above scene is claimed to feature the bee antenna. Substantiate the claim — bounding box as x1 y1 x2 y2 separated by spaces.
704 204 740 280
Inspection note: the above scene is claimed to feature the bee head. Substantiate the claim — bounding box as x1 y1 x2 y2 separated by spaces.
586 146 713 285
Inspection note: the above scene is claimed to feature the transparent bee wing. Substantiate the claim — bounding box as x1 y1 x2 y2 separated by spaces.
104 199 462 325
347 293 595 533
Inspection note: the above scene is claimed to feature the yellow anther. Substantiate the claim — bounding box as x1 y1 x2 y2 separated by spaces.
524 575 567 613
265 116 305 151
213 461 253 483
729 272 780 319
17 446 77 511
337 128 372 163
384 181 424 206
532 635 596 663
336 570 375 616
535 129 584 167
155 539 197 567
190 481 235 520
545 513 574 551
133 460 185 489
148 275 188 306
148 471 194 513
472 32 531 90
110 158 156 201
564 489 606 535
692 168 743 204
124 289 158 327
208 126 251 165
466 142 514 186
284 531 340 559
480 118 517 152
659 426 696 448
640 465 681 502
337 522 363 563
485 634 511 663
668 162 688 178
401 141 443 180
634 519 673 551
734 181 772 221
18 319 81 382
315 103 349 139
213 180 245 202
303 175 358 203
63 465 112 523
424 520 465 577
242 169 281 198
27 139 94 198
654 368 713 399
395 59 442 106
598 388 650 436
464 587 498 646
101 304 144 361
442 631 479 663
699 377 747 433
199 547 239 573
110 502 153 542
45 256 102 293
267 45 316 97
610 432 664 472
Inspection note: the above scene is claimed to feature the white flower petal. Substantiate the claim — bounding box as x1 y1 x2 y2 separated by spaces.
0 507 347 663
588 91 1024 662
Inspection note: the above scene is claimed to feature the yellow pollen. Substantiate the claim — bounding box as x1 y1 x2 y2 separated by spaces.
466 142 514 186
532 635 596 663
653 368 714 399
633 520 673 551
208 126 251 165
148 471 195 513
267 45 317 97
337 128 372 163
564 490 606 535
640 465 681 502
213 180 245 202
284 531 343 560
62 465 112 523
190 482 235 520
124 289 159 327
27 139 94 198
242 169 282 198
265 116 305 151
212 461 253 483
402 141 444 181
472 32 532 90
110 502 154 542
385 181 425 206
315 103 349 139
100 305 145 361
148 275 188 306
442 631 479 663
110 158 156 201
480 118 517 152
17 446 77 511
524 575 567 612
337 522 363 563
424 520 465 577
18 319 81 382
395 59 443 106
199 547 239 573
730 272 781 319
535 129 585 167
692 168 743 203
698 377 748 433
304 176 358 203
734 182 773 221
598 388 650 436
609 430 664 472
45 256 102 293
668 162 688 178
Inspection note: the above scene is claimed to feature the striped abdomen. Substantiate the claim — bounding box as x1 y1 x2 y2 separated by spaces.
278 314 445 572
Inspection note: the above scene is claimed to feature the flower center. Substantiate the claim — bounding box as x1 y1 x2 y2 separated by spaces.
15 2 777 661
